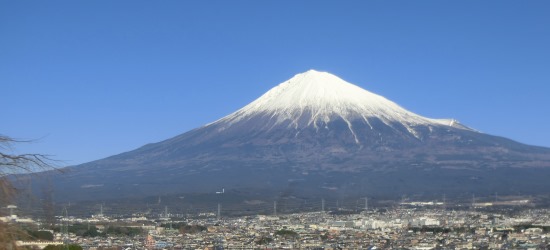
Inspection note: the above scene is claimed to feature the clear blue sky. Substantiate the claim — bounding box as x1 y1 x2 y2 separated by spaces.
2 1 550 165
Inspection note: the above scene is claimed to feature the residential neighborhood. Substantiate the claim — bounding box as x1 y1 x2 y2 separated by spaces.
6 205 550 249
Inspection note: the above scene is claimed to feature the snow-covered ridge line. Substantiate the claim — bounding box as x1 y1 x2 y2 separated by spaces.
208 70 474 133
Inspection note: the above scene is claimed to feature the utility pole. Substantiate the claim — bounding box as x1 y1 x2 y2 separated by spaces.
365 197 368 211
217 203 221 220
321 199 325 213
472 194 476 211
273 201 277 216
443 194 446 211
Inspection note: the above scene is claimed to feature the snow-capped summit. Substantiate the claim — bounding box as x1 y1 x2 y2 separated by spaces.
213 70 471 139
232 69 414 122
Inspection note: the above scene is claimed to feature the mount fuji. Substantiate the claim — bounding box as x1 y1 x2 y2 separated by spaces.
47 70 550 201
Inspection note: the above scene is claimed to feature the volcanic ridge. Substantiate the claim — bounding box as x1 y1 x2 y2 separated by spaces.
46 70 550 201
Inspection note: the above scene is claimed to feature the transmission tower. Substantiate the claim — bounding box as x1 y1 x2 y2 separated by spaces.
62 206 69 248
472 194 476 211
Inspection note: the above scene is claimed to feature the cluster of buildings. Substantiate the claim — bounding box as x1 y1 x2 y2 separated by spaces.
7 205 550 249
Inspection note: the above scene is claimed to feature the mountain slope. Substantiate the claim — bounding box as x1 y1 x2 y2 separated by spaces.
50 70 550 201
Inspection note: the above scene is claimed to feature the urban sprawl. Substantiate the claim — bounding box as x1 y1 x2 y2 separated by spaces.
4 203 550 249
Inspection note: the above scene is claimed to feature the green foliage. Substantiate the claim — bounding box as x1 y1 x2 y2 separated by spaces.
256 236 273 245
27 230 54 241
82 227 103 237
68 223 89 234
275 229 298 238
44 244 82 250
409 226 452 234
179 224 207 234
69 223 143 237
68 223 144 237
161 222 185 229
68 223 103 237
104 226 143 237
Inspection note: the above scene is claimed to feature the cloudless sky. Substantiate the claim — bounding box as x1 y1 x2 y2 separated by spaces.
2 1 550 165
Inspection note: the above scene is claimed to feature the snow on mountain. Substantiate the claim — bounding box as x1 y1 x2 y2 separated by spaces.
44 70 550 202
211 70 473 140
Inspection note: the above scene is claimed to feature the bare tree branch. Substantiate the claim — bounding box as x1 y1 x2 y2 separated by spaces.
0 134 61 204
0 134 63 248
0 135 60 176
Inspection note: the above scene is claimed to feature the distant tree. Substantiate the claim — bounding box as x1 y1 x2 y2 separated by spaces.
104 226 143 237
256 236 273 245
66 223 104 237
44 244 82 250
179 224 207 234
274 229 299 239
0 135 58 249
82 227 103 237
27 230 54 241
